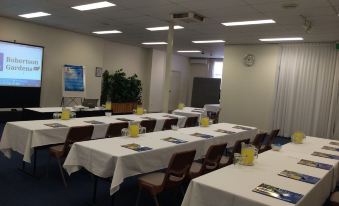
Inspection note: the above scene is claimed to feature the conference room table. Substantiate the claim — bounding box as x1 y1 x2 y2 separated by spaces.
0 112 187 163
63 123 257 196
182 136 339 206
172 107 206 118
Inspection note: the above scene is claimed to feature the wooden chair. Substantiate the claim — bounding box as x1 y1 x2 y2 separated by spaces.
48 125 94 187
252 133 267 150
219 138 250 167
207 111 220 124
162 118 179 130
105 122 129 138
330 192 339 206
135 150 196 206
259 129 280 153
188 143 227 179
140 120 157 133
184 116 199 128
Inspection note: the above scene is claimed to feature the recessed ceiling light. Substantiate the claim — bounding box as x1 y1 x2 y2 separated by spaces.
222 19 275 26
93 30 122 34
177 50 201 53
192 40 225 44
146 25 184 31
142 42 167 45
19 12 51 18
259 37 303 42
72 1 115 11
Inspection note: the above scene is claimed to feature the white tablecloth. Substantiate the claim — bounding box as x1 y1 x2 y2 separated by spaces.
63 123 257 195
172 107 206 118
203 104 220 113
182 137 339 206
25 107 106 113
0 113 187 163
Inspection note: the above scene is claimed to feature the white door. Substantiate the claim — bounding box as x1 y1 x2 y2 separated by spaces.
169 71 181 111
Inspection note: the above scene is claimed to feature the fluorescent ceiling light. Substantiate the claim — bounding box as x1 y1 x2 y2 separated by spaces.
177 50 201 53
142 42 167 45
19 12 51 18
146 25 184 31
72 1 115 11
192 40 225 44
93 30 122 34
222 19 275 26
259 37 304 42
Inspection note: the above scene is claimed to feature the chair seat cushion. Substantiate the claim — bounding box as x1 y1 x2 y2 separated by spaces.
188 162 202 179
331 192 339 205
219 156 230 167
139 172 165 187
49 145 65 158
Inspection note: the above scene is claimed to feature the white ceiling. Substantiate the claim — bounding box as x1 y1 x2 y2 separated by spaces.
0 0 339 58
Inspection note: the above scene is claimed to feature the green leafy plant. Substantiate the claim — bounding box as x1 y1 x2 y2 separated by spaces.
101 69 142 104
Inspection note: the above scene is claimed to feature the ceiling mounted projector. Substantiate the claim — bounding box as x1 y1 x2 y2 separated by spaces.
170 12 205 23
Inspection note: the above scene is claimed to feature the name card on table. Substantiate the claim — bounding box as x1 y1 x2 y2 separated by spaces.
232 125 252 131
121 143 152 152
311 151 339 160
297 159 333 170
322 146 339 152
116 118 134 122
279 170 320 184
162 137 188 144
84 120 105 125
191 133 214 139
44 123 68 128
215 129 236 134
252 183 304 204
330 142 339 146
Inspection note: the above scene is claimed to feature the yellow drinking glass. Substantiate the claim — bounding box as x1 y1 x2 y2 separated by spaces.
129 124 139 137
178 103 185 110
200 117 209 127
136 107 144 115
292 131 305 144
241 147 255 165
105 101 112 110
61 109 70 120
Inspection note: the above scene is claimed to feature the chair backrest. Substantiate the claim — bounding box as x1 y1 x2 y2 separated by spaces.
163 150 196 188
105 122 129 138
140 120 157 133
184 116 199 128
264 129 280 150
162 118 179 130
207 111 220 124
228 138 250 164
252 133 267 150
201 143 227 174
63 125 94 154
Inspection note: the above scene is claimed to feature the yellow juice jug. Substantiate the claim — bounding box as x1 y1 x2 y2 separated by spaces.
129 124 139 137
178 103 185 110
105 101 111 110
292 131 305 144
61 108 70 120
200 117 209 127
136 107 144 115
240 143 258 166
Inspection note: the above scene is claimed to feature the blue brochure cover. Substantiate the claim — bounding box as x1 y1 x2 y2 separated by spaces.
162 137 187 144
44 123 68 128
322 146 339 152
84 120 105 125
232 125 252 131
279 170 320 184
253 183 304 204
121 143 152 152
298 159 333 170
312 151 339 160
191 133 214 139
215 129 236 134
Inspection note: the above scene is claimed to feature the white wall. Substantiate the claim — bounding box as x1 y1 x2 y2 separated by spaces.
220 45 280 131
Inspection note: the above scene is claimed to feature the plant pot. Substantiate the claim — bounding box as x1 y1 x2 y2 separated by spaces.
111 102 137 114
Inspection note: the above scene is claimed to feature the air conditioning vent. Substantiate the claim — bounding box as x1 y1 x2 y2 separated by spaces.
171 12 205 23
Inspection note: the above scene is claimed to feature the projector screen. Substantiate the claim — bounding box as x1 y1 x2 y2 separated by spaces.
0 41 43 87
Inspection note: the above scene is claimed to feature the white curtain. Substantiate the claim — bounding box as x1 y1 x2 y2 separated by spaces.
273 43 338 138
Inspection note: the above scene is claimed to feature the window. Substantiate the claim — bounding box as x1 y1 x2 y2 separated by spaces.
212 61 223 79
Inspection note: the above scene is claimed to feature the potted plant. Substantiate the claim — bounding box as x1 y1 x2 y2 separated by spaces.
101 69 142 113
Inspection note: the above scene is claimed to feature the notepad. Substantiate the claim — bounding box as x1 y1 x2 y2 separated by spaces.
215 129 236 134
84 120 105 125
279 170 320 184
311 151 339 160
116 118 133 122
44 123 68 128
232 125 252 131
297 159 332 170
322 146 339 152
162 137 187 144
253 183 303 204
191 133 214 139
121 143 152 152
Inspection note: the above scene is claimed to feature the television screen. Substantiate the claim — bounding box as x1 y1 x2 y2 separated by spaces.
0 41 43 87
